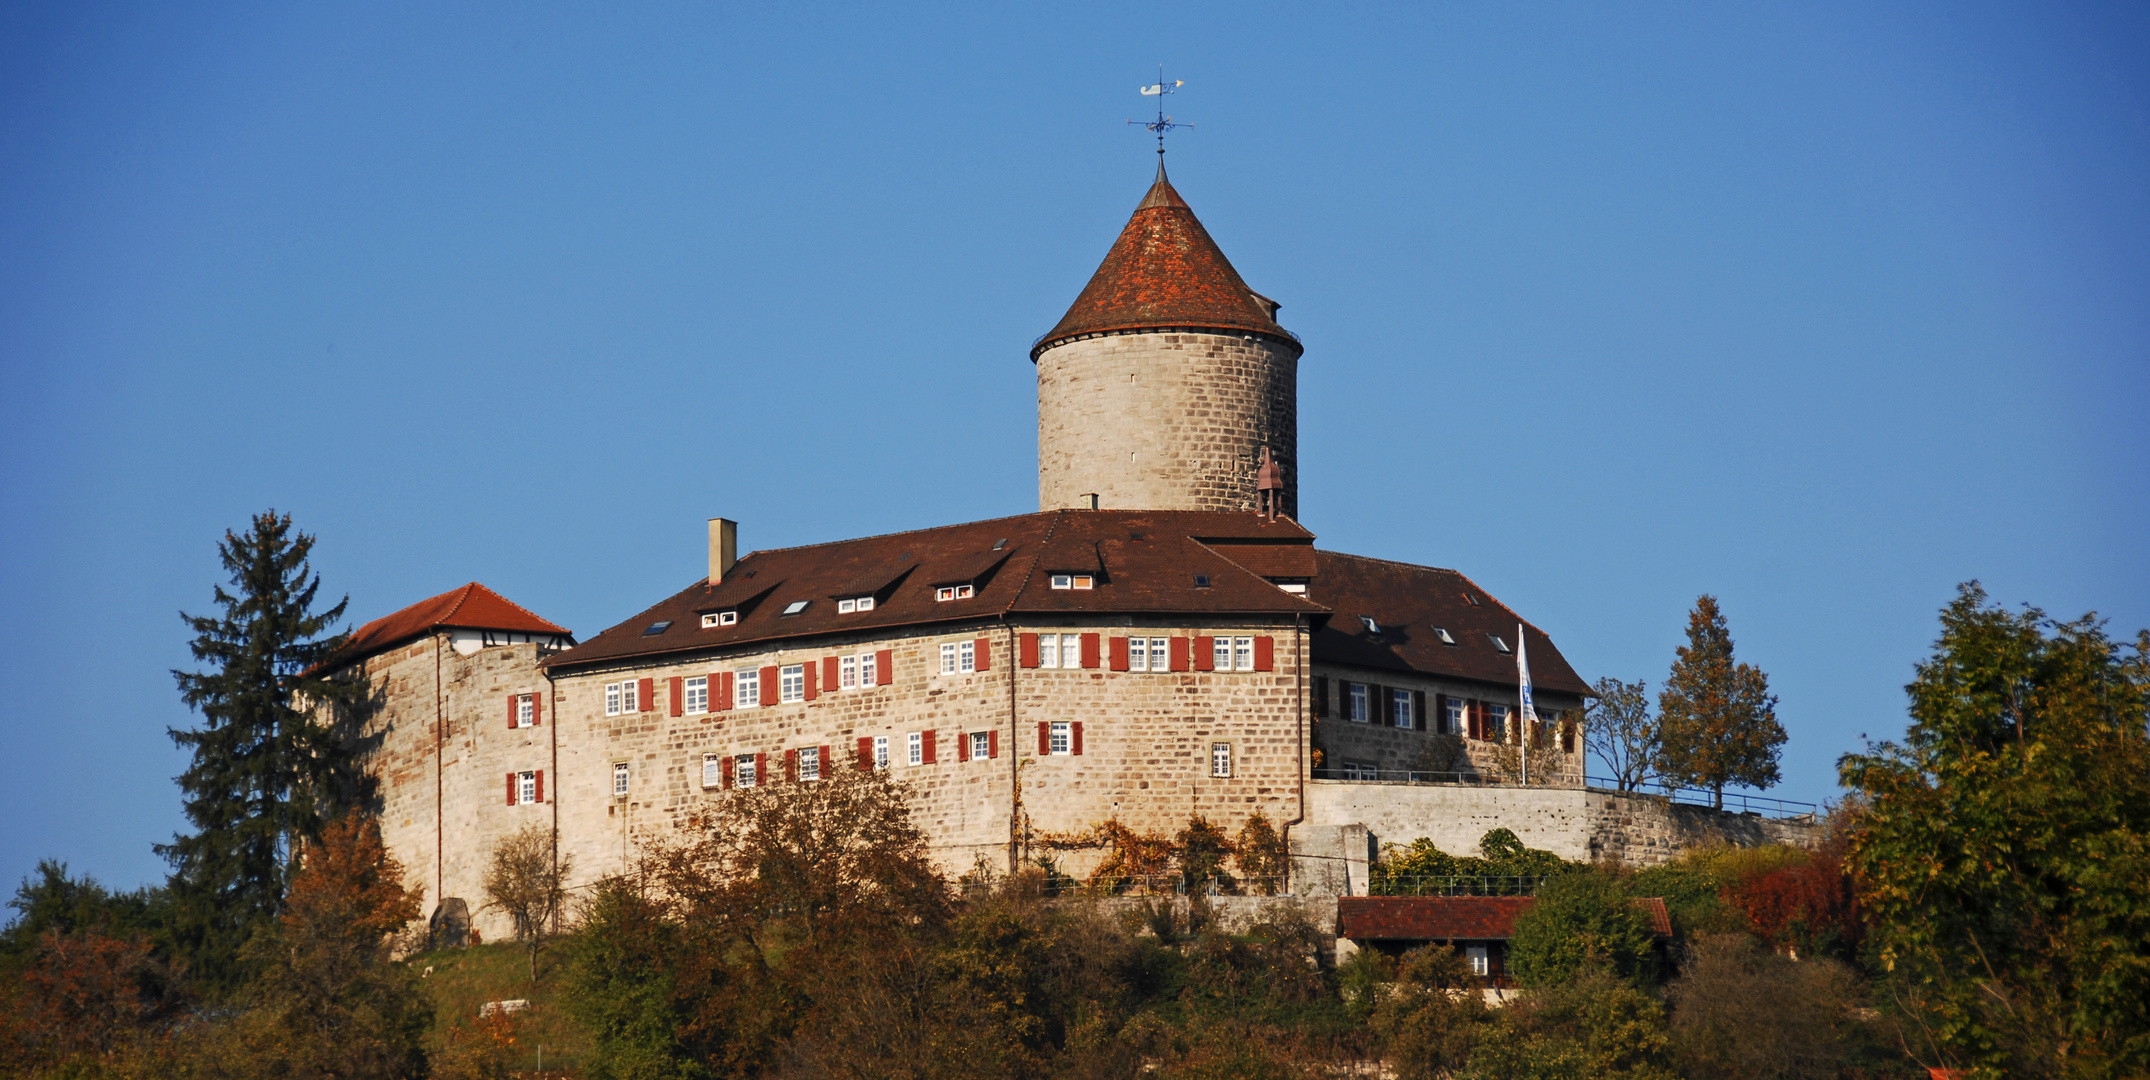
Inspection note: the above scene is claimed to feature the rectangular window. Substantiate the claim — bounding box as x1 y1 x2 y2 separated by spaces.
1447 697 1467 736
858 651 877 687
1039 633 1059 669
612 762 629 797
1392 688 1413 729
1211 742 1232 778
515 695 534 727
1490 704 1512 743
959 640 975 673
684 676 708 714
941 643 958 674
1232 637 1254 671
1213 636 1233 671
1466 945 1490 977
1049 574 1095 590
735 669 761 708
838 598 855 614
1343 759 1379 780
840 654 858 689
1129 637 1169 673
970 731 991 760
935 584 975 602
517 770 537 804
702 754 722 788
873 735 890 770
735 753 757 788
780 664 804 703
798 746 821 782
907 732 923 766
1049 721 1072 755
1348 682 1369 723
622 680 638 713
604 682 622 716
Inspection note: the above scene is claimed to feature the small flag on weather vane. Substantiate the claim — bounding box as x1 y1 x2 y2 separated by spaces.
1129 65 1191 157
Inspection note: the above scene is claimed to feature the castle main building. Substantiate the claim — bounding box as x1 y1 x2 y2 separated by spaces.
336 163 1629 941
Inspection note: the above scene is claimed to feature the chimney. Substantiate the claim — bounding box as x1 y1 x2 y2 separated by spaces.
708 518 737 585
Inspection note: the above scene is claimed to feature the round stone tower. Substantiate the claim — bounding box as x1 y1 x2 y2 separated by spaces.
1034 162 1301 517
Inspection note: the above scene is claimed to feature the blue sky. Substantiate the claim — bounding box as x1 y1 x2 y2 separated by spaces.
2 1 2144 893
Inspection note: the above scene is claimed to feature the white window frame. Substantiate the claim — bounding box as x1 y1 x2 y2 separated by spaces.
873 735 890 770
1211 742 1232 778
1392 688 1413 729
684 676 708 715
837 595 876 614
735 669 761 708
935 583 975 602
1050 574 1072 589
604 682 622 716
1213 637 1233 672
779 664 805 703
612 762 629 798
907 732 923 766
858 651 877 687
1490 704 1512 743
735 753 757 788
840 654 858 690
1348 682 1369 723
1040 633 1060 669
798 746 821 782
517 770 537 805
1232 637 1253 672
515 694 534 727
940 643 958 674
1466 945 1490 976
959 640 975 673
702 754 722 788
622 680 638 713
969 731 991 760
1446 697 1468 736
1049 721 1071 756
1130 636 1168 673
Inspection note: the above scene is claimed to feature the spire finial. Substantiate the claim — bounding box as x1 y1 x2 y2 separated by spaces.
1129 65 1190 160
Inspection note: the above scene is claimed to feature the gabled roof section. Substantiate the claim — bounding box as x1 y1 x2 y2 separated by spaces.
1309 551 1591 697
333 583 570 667
1033 162 1298 360
1338 896 1672 941
544 510 1327 672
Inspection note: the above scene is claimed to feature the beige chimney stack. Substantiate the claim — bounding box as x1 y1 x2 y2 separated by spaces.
708 518 737 585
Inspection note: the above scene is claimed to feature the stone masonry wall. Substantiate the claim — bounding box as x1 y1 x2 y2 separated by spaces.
550 618 1310 892
1036 332 1298 517
1312 663 1588 785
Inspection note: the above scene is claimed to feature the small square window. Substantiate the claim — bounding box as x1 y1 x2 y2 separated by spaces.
684 676 708 714
936 584 975 602
873 735 889 770
1210 742 1232 778
782 600 809 616
907 732 923 766
1192 574 1210 588
838 598 856 614
702 613 723 628
970 731 991 760
1049 721 1071 756
612 762 629 798
719 611 738 626
1050 574 1072 589
780 664 805 703
735 753 757 788
702 754 722 788
1072 575 1093 590
798 746 821 782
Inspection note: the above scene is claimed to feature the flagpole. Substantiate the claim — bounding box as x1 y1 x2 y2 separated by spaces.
1517 622 1534 787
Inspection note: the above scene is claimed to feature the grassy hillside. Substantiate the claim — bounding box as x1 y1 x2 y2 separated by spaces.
409 941 593 1076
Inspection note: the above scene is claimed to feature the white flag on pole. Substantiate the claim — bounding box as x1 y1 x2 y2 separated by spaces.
1517 622 1537 785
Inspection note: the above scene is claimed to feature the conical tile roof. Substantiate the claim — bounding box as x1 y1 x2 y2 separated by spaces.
1033 161 1296 360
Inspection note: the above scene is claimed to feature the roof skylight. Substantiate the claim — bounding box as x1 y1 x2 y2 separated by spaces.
641 621 672 636
1360 615 1380 634
1487 633 1511 654
781 600 809 616
1434 627 1456 645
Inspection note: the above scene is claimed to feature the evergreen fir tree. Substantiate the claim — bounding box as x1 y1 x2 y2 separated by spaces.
1655 595 1784 809
157 511 372 988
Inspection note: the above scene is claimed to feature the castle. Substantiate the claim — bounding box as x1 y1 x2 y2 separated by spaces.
334 161 1803 943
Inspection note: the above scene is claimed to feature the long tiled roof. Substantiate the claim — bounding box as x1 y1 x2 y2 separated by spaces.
1033 162 1296 360
333 583 570 666
545 510 1327 671
1338 896 1673 940
1308 551 1592 697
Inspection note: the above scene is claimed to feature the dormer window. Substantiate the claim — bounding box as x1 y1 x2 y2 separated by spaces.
1049 574 1094 590
935 584 975 602
1434 627 1457 646
836 596 876 614
701 610 738 629
1487 633 1511 654
781 600 810 616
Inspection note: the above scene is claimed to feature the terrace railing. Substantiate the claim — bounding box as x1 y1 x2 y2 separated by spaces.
1584 776 1819 821
1367 874 1549 897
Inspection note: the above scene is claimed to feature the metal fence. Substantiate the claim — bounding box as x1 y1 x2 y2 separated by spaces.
1309 767 1558 787
1368 874 1549 897
1584 776 1818 821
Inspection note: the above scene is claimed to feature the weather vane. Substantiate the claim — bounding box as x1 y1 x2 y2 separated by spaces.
1129 65 1190 158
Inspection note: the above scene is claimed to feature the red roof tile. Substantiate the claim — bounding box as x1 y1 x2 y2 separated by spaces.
1338 896 1535 941
1033 162 1297 360
332 583 570 666
1309 552 1593 697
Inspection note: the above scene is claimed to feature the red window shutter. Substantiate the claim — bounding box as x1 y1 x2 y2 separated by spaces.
1019 633 1039 668
716 671 732 711
974 638 990 671
1169 637 1190 672
535 770 544 803
507 694 518 729
531 693 542 727
785 749 798 782
1414 690 1428 731
1037 721 1050 755
1193 637 1214 671
638 677 655 712
755 752 767 783
506 773 516 806
857 737 874 770
956 731 970 762
823 656 838 692
1071 721 1084 756
875 649 894 685
722 755 734 789
669 677 684 717
819 744 831 774
760 665 779 704
803 661 818 701
1108 637 1129 671
1081 633 1101 669
922 730 937 764
988 730 999 759
1254 636 1275 671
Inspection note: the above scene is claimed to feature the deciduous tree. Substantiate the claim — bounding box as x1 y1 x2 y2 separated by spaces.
1656 596 1785 809
1584 676 1659 792
481 823 572 984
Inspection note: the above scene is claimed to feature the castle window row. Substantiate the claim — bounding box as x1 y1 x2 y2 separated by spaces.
1314 676 1576 751
1017 633 1274 672
693 721 1107 792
